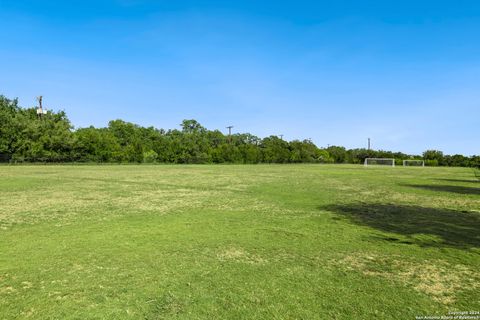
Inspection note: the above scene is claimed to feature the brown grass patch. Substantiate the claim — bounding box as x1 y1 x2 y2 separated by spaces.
217 247 267 265
333 253 480 304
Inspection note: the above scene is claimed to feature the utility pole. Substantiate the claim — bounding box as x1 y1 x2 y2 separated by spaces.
36 96 45 118
368 138 371 150
226 125 233 143
279 134 284 140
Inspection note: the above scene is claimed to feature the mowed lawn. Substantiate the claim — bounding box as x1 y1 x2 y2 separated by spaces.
0 165 479 319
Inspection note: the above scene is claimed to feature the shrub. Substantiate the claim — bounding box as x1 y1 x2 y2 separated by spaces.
425 159 439 167
143 150 158 163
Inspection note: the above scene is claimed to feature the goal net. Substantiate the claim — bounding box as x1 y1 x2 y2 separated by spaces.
364 158 395 167
403 160 425 167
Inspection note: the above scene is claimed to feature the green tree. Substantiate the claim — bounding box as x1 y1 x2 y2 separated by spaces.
261 136 290 163
1 94 478 167
326 146 347 163
0 96 20 161
423 150 444 166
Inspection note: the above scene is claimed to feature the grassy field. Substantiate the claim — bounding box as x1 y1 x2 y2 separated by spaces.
0 164 479 319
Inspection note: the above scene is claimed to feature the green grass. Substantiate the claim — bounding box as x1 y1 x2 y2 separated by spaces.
0 164 479 319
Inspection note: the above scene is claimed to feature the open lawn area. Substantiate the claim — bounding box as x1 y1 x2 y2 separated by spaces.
0 164 479 319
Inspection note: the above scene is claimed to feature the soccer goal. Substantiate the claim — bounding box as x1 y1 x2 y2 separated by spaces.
364 158 395 167
403 160 425 167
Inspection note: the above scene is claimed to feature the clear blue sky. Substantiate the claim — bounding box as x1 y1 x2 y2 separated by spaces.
1 0 479 155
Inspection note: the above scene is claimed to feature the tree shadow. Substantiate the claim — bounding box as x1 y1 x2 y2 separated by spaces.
436 178 479 184
322 203 480 249
402 184 480 195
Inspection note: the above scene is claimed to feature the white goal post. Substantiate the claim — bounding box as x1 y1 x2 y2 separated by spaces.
403 160 425 167
364 158 395 167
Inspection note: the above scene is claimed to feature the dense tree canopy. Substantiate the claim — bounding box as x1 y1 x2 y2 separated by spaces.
0 95 477 166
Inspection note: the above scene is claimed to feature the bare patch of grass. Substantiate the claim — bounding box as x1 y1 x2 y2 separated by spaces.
217 247 267 265
333 253 480 304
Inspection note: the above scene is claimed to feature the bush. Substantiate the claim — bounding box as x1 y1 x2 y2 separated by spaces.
425 159 439 167
316 149 334 163
143 150 158 163
423 150 444 165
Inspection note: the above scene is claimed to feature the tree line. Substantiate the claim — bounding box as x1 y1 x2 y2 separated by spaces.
1 95 478 167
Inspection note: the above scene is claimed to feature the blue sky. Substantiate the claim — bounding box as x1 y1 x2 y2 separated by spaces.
0 0 479 155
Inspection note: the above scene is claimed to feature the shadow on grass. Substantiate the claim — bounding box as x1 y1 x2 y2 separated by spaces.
436 178 479 184
402 184 480 195
323 203 480 249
